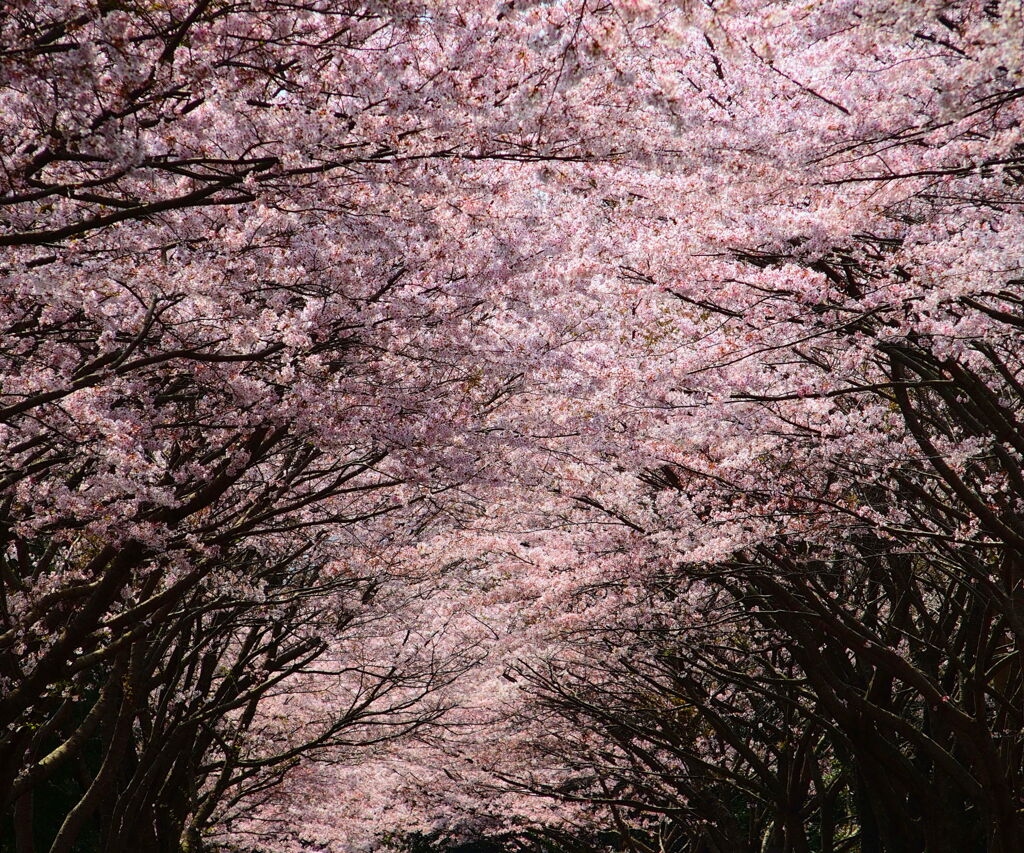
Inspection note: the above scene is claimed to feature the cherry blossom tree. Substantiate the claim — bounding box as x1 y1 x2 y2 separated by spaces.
0 1 604 850
430 3 1024 853
4 0 1024 852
